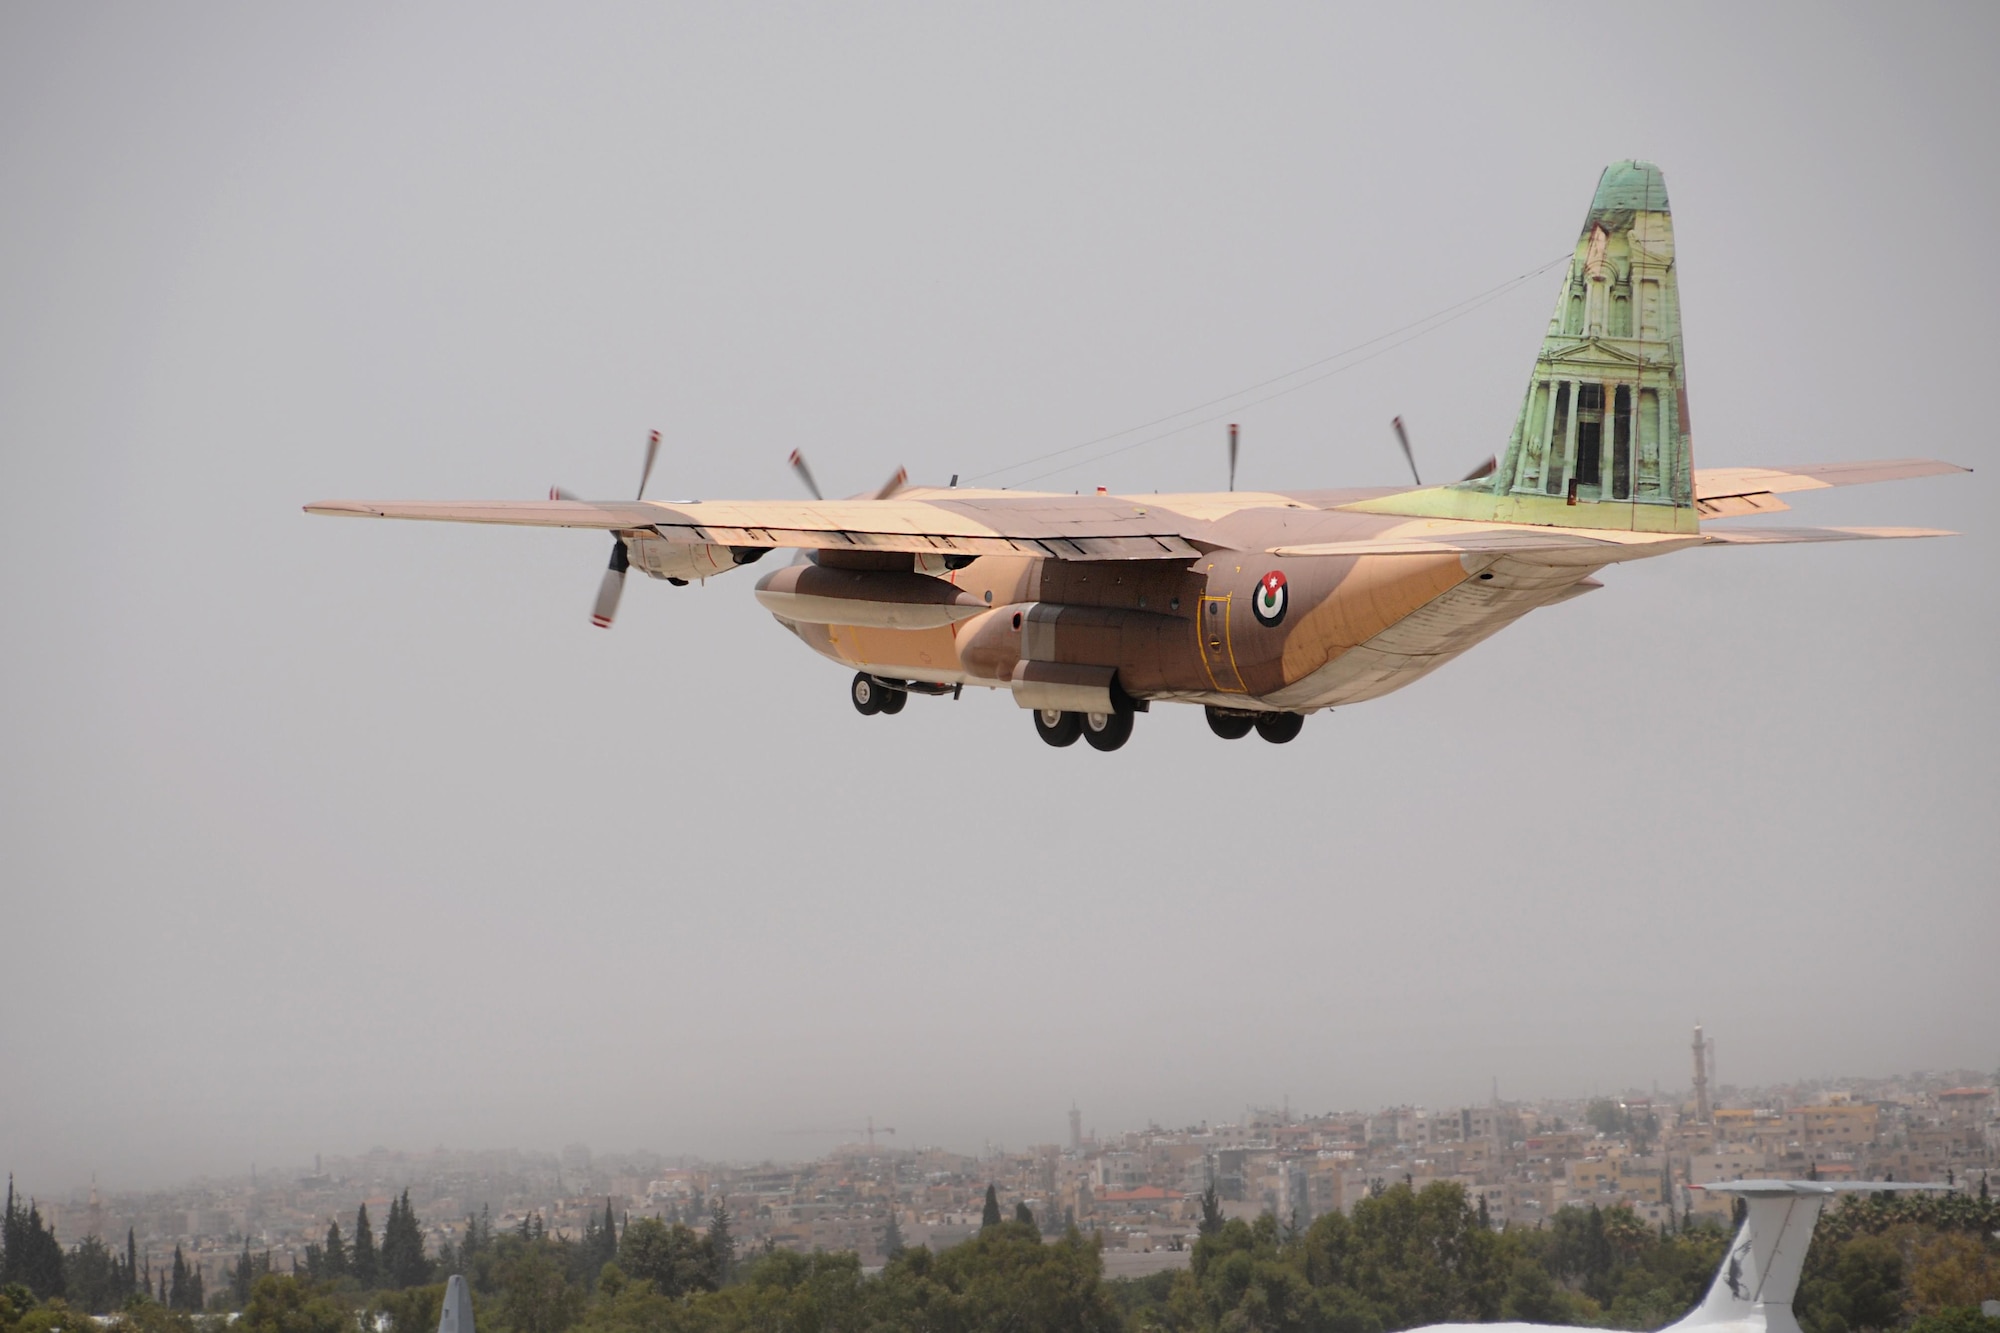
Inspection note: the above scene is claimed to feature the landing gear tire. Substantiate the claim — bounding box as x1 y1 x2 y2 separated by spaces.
1034 708 1082 747
1254 711 1305 744
1082 709 1135 752
850 673 882 716
877 686 907 714
1205 706 1255 740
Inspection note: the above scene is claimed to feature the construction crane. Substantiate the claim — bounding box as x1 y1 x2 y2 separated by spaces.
782 1116 897 1150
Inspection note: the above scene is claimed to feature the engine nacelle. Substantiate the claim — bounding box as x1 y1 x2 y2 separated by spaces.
627 535 766 583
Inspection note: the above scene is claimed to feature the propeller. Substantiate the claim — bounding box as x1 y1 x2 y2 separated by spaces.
1392 416 1422 486
788 449 824 501
1460 455 1498 482
1228 423 1239 492
789 450 906 501
585 430 661 629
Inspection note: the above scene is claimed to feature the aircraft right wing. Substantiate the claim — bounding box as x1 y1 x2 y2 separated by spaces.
305 490 1207 561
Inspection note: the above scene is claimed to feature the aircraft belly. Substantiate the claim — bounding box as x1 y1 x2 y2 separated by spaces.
822 621 968 681
1265 557 1606 709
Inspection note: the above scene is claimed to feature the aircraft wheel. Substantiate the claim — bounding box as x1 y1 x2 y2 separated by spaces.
1205 706 1255 740
1254 711 1305 744
850 673 883 716
877 686 907 715
1034 708 1082 747
1082 709 1135 752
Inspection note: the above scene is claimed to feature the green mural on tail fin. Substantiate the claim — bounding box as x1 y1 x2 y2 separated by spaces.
1343 161 1699 533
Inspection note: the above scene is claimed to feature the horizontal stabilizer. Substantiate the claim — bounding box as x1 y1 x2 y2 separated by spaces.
1693 1179 1956 1195
1273 527 1700 564
1696 459 1968 517
1699 525 1954 545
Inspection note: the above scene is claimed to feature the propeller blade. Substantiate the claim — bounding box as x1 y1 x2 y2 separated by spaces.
1393 416 1422 486
1460 455 1498 482
871 466 908 500
788 449 825 500
591 540 629 629
549 486 582 501
636 430 661 501
1228 423 1239 493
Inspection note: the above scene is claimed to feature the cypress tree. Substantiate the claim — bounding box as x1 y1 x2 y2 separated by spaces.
1013 1201 1035 1229
126 1229 139 1300
980 1185 1001 1229
881 1210 905 1259
704 1202 733 1287
1198 1180 1225 1236
323 1219 348 1278
383 1190 428 1288
351 1204 377 1286
233 1240 255 1306
168 1246 188 1310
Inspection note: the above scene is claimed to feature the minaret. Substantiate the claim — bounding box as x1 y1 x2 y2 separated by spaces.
1692 1023 1711 1126
1069 1105 1082 1151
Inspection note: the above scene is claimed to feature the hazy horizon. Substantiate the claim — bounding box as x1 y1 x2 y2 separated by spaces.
4 5 1994 1201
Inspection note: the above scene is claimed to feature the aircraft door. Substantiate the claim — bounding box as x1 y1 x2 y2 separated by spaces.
1197 594 1246 693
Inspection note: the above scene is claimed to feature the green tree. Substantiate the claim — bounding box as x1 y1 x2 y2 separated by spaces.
1198 1179 1225 1237
320 1222 347 1282
236 1274 357 1333
1014 1201 1037 1231
981 1185 1002 1230
493 1241 580 1333
61 1237 121 1314
881 1211 905 1260
369 1282 444 1333
351 1207 377 1288
703 1203 733 1288
2 1183 65 1301
381 1192 429 1290
613 1219 710 1299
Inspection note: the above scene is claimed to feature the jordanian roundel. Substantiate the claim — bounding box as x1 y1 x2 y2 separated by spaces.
1252 571 1288 627
307 161 1967 752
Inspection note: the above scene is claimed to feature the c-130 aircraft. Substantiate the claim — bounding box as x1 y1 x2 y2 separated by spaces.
310 162 1966 751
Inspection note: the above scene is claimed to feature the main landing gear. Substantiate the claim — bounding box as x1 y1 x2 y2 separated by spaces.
1034 707 1135 751
850 672 906 716
1206 705 1306 744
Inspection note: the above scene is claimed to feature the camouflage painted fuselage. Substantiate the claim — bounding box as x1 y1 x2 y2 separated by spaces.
770 490 1594 712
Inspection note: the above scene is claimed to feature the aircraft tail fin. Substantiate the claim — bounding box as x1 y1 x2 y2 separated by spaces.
1671 1181 1953 1333
1346 161 1698 534
438 1275 474 1333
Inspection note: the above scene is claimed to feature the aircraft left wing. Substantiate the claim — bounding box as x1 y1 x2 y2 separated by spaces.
304 491 1207 561
1693 458 1968 517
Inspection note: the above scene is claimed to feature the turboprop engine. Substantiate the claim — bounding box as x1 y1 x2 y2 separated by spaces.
628 535 765 586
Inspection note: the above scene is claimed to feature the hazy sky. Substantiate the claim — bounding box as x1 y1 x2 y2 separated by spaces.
3 4 1994 1195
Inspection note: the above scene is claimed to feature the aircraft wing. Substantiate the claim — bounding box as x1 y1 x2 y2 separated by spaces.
1693 458 1968 517
304 492 1206 561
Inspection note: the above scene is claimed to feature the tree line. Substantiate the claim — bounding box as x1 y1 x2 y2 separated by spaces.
4 1178 1997 1333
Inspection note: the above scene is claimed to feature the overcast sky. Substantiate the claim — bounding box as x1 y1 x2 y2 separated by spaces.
3 3 1995 1195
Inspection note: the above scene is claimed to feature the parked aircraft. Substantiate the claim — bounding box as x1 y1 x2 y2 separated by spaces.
1411 1180 1953 1333
309 162 1966 750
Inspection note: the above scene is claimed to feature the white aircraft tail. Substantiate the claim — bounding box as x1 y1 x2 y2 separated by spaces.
437 1275 474 1333
1671 1181 1951 1333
